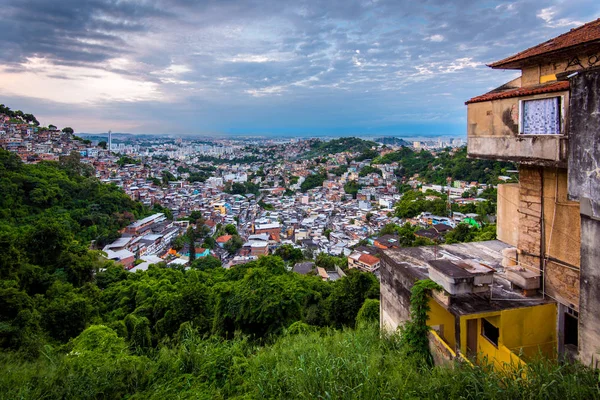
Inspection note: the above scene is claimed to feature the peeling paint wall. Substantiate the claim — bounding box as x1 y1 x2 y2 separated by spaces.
497 183 520 247
379 254 420 332
467 91 569 165
567 68 600 366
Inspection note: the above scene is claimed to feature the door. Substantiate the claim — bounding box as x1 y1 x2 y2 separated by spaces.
466 319 478 358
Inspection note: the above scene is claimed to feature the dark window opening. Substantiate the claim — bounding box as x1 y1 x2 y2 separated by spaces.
564 313 578 347
482 318 499 347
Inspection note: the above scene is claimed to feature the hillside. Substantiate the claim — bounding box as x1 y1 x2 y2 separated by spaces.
303 137 377 159
374 136 410 146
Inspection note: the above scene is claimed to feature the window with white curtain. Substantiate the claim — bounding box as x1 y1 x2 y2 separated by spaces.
520 97 561 135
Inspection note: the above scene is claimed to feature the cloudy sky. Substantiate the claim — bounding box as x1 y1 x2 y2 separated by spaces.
1 0 598 137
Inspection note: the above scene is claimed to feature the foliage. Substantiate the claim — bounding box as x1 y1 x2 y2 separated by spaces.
1 323 599 399
225 181 260 196
274 244 303 264
445 223 497 244
343 180 361 198
304 137 376 159
399 279 442 366
300 172 326 192
223 235 244 254
224 224 238 235
359 165 382 177
356 298 380 325
117 155 141 167
190 255 222 271
387 147 515 185
395 190 448 218
258 200 274 210
0 104 39 125
330 165 348 176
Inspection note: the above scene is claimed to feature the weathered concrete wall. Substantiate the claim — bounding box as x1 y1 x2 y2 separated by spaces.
541 168 581 309
379 253 421 332
578 217 600 367
567 69 600 217
567 68 600 366
467 91 569 166
497 183 520 247
521 51 600 85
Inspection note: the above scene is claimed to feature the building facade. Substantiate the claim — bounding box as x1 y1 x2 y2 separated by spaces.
381 19 600 367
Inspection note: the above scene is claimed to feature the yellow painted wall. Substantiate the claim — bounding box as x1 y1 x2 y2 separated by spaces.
427 298 456 350
458 303 557 369
501 303 557 360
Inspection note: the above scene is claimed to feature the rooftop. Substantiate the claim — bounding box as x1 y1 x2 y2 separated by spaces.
466 80 569 104
489 18 600 69
381 240 552 316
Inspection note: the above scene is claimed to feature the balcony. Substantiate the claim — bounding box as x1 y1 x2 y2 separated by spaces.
466 80 570 167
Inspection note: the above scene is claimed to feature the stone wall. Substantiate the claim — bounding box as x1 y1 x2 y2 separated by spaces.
518 166 543 272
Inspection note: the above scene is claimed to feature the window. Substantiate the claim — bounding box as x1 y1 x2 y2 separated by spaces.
481 318 499 347
564 312 578 347
520 97 562 135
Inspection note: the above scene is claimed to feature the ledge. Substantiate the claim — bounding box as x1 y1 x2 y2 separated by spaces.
467 135 568 167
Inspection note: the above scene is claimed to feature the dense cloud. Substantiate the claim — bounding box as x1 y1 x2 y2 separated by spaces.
1 0 598 135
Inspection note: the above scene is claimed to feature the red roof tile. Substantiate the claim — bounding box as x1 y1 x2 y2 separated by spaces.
216 235 233 243
358 253 380 266
465 80 569 104
489 19 600 69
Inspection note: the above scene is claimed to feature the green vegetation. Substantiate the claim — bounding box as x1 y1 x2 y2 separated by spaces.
0 104 39 125
117 155 141 166
225 181 260 196
395 190 448 218
374 147 514 184
378 223 435 247
304 137 377 159
343 179 361 198
0 148 597 398
330 164 348 176
300 172 327 192
359 165 382 177
258 200 275 210
274 244 303 264
223 235 244 254
399 279 442 365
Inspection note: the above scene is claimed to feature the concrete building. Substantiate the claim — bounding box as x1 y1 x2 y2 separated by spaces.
466 20 600 364
381 19 600 367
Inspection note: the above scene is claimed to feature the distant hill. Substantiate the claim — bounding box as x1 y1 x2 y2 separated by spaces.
303 137 377 158
374 137 410 146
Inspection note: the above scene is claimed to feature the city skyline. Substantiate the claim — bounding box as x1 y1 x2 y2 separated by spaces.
1 0 599 136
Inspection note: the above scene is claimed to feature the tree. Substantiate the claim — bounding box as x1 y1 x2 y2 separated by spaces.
326 270 379 328
98 141 107 149
224 224 238 235
190 255 222 271
62 127 74 135
275 244 303 264
224 235 243 254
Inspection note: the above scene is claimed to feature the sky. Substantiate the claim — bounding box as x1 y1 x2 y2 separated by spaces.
1 0 599 137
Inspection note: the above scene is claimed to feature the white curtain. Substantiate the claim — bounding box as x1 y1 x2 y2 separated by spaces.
522 97 560 134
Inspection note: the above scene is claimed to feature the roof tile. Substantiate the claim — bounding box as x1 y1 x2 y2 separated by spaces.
466 80 569 104
489 19 600 69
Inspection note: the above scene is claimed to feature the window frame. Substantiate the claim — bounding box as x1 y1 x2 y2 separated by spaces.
481 318 500 348
518 95 565 136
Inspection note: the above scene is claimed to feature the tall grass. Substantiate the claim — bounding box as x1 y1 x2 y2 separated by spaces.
0 324 598 399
